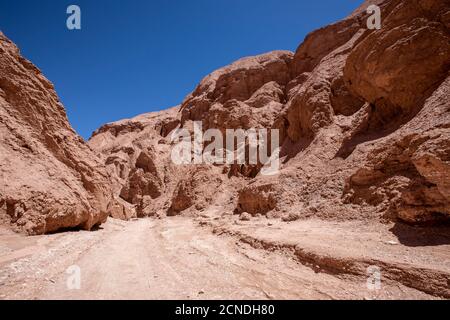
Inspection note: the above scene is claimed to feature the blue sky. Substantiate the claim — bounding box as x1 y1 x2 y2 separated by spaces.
0 0 363 139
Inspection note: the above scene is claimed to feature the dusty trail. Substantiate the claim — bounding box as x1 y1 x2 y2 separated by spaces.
0 217 442 300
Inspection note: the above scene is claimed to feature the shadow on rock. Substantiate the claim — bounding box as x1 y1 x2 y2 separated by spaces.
390 222 450 247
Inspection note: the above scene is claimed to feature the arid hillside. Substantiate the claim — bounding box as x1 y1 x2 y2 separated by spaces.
1 0 449 233
89 0 450 227
0 0 449 300
0 32 122 235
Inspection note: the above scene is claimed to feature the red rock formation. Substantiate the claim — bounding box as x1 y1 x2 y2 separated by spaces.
89 108 181 219
0 32 118 234
89 0 450 226
1 0 448 234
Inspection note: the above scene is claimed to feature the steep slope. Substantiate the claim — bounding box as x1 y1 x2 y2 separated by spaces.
0 32 118 235
89 107 185 219
89 0 450 227
89 51 294 220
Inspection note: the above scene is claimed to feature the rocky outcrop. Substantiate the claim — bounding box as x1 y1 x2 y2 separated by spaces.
169 166 224 215
88 0 449 226
89 107 230 218
0 32 117 235
343 76 450 223
180 51 292 127
235 182 278 215
88 51 297 217
340 0 450 223
2 0 447 234
88 108 181 218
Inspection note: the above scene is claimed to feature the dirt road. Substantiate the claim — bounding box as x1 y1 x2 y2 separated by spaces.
0 217 444 300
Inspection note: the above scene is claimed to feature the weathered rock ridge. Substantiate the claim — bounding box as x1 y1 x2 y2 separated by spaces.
0 32 118 234
89 0 450 227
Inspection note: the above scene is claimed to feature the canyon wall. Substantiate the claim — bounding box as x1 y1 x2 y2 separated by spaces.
0 32 121 234
1 0 449 234
89 0 450 225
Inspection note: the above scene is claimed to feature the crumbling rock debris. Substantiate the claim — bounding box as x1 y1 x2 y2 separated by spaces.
236 182 278 215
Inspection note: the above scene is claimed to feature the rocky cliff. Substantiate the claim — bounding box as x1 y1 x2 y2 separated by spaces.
0 32 119 234
89 0 450 226
1 0 449 235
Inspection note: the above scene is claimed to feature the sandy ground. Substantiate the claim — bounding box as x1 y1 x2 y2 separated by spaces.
0 216 448 300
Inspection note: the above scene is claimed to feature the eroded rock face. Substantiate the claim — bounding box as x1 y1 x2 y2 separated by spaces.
236 182 278 215
343 0 450 130
89 108 181 218
180 51 292 121
180 51 293 137
87 0 449 226
4 0 447 232
0 32 117 235
338 0 450 223
169 166 223 215
119 147 163 207
343 76 450 223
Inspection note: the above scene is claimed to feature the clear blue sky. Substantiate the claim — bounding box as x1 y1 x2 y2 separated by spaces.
0 0 363 139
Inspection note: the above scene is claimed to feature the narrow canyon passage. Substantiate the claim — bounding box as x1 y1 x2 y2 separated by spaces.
0 217 441 300
1 0 449 304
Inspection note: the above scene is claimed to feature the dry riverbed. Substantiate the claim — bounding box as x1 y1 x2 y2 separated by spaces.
0 216 448 300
